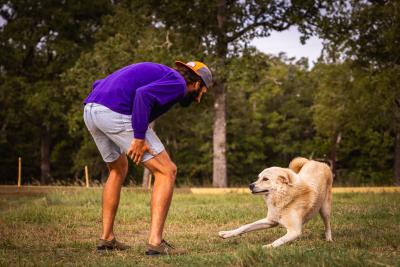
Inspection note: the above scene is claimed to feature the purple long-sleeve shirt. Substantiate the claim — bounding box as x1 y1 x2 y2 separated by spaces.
84 62 186 139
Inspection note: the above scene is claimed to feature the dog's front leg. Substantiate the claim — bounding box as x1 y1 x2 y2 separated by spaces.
219 218 277 239
263 225 302 248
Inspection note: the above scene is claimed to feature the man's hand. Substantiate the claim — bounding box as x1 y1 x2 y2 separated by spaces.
127 139 155 165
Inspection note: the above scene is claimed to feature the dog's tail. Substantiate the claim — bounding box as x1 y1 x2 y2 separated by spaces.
289 157 309 173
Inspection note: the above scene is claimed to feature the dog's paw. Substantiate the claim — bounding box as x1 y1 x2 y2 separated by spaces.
218 230 236 239
262 243 274 249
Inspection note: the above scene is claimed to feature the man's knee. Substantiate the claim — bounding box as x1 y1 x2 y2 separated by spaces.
155 161 177 182
166 162 177 182
143 152 177 182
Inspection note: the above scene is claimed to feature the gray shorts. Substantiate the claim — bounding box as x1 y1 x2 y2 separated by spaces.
83 103 165 163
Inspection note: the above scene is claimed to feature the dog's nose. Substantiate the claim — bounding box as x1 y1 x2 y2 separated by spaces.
249 183 255 190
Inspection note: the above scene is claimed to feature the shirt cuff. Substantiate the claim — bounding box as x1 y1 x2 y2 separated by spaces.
134 132 146 139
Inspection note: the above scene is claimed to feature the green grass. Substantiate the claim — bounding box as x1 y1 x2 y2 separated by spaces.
0 189 399 266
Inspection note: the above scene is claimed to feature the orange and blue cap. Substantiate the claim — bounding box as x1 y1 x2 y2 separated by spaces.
175 60 213 89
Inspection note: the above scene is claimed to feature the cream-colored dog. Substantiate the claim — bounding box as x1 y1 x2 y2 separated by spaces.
218 157 333 248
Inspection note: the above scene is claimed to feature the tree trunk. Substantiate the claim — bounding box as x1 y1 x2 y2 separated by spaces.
40 125 51 184
142 167 152 188
394 99 400 185
395 130 400 185
213 82 227 187
213 0 228 187
330 132 341 182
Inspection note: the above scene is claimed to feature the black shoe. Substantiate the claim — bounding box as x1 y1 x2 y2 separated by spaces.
145 239 186 256
97 238 130 251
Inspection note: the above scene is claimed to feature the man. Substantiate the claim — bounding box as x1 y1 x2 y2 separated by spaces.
83 61 212 255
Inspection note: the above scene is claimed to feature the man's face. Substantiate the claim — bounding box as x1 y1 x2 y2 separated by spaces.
179 82 207 107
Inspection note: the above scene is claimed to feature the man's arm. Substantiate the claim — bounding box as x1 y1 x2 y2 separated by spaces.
132 87 155 139
127 87 155 164
127 75 185 164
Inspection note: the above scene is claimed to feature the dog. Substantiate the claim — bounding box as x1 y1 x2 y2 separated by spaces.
218 157 333 248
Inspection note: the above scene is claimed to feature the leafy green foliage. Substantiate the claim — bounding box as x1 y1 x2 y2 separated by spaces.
0 0 113 183
0 1 398 185
310 0 400 184
311 62 395 184
226 50 317 184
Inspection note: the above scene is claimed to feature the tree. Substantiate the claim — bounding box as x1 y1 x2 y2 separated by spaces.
146 0 325 187
63 3 213 184
63 3 320 186
317 0 400 184
226 49 316 184
0 0 112 183
311 63 352 180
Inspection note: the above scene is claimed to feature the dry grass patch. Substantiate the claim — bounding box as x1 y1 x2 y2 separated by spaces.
0 189 399 266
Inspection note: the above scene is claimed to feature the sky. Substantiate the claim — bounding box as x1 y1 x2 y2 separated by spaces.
251 26 323 67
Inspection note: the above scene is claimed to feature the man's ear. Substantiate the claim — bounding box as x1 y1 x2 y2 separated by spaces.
278 172 293 185
195 80 202 90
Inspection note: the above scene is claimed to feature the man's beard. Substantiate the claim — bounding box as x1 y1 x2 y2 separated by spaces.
179 90 199 107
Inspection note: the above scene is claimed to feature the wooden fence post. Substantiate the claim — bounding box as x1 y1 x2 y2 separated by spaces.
85 165 90 188
18 157 22 188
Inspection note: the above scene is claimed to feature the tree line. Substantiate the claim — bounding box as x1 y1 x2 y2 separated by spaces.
0 0 399 186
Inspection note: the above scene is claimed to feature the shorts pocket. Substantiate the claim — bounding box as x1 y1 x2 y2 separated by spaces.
121 115 133 132
94 111 126 134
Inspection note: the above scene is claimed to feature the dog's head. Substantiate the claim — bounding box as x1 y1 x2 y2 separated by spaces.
249 167 293 195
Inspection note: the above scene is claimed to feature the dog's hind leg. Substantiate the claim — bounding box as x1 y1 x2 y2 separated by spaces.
218 218 277 239
319 189 333 241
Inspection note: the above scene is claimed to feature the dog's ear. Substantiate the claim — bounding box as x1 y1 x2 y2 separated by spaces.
278 171 293 185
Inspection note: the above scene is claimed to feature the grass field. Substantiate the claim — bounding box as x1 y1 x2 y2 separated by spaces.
0 188 399 266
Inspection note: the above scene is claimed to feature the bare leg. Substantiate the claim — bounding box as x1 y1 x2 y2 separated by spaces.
143 151 177 246
219 218 277 238
320 189 333 241
101 154 128 240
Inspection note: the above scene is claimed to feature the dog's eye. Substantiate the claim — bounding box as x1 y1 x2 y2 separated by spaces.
262 177 269 181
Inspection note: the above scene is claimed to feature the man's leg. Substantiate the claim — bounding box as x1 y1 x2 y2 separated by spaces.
143 151 177 246
101 154 128 240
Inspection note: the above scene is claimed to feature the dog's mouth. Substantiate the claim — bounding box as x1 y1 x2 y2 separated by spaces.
251 189 269 195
